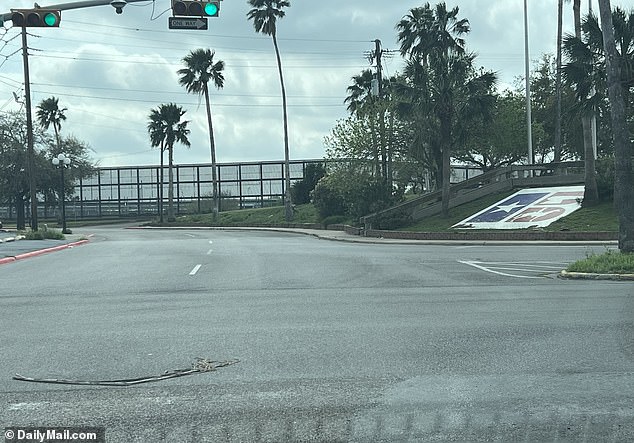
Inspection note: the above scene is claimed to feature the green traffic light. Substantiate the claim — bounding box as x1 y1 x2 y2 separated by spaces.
43 12 58 26
204 3 218 16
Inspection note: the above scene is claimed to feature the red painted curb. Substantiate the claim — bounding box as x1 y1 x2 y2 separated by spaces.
0 257 16 264
12 239 90 262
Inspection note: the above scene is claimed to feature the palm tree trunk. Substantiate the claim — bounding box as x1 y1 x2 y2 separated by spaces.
272 32 293 222
204 85 219 221
168 145 175 222
15 194 26 231
159 142 164 223
598 0 634 252
574 0 599 206
440 112 452 218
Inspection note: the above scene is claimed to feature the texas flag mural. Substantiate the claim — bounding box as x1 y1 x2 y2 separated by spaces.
453 186 585 229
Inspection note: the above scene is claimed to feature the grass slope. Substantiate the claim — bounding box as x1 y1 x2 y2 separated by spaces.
175 192 617 233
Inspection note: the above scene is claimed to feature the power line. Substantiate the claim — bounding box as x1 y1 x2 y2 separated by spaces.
30 52 368 69
30 89 346 108
31 81 344 99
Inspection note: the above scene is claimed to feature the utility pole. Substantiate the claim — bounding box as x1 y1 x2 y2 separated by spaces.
523 0 534 167
374 39 383 98
371 39 388 183
2 0 155 230
21 26 38 231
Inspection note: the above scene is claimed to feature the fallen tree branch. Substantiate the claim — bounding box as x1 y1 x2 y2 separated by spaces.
13 358 239 387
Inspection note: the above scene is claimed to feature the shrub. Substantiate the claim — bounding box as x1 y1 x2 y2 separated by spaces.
372 208 413 230
322 215 348 227
291 163 326 205
311 167 403 220
312 176 346 218
24 225 65 240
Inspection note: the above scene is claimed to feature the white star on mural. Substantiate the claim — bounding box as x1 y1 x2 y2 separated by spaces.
490 201 525 213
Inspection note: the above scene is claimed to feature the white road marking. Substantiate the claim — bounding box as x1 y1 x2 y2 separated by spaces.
184 233 195 238
206 249 213 255
458 260 548 279
209 240 213 244
189 264 202 275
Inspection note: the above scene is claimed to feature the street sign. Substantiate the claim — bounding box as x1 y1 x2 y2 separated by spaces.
168 17 208 30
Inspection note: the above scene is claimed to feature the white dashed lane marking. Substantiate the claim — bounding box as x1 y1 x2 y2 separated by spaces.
189 264 202 276
458 260 569 279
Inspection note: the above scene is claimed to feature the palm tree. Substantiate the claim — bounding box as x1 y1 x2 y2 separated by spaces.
147 113 168 223
396 2 492 218
178 48 225 221
345 69 381 177
247 0 293 222
396 2 469 64
597 0 634 252
147 104 190 222
36 96 66 151
575 0 599 205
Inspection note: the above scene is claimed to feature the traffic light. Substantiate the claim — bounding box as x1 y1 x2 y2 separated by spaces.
11 9 61 28
172 1 220 17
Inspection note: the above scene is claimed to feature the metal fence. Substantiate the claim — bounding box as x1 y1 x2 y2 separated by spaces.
0 160 483 222
0 160 324 221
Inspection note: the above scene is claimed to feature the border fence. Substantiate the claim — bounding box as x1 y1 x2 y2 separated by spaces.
0 159 483 222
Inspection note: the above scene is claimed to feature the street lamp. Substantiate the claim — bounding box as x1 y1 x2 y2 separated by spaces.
52 153 71 234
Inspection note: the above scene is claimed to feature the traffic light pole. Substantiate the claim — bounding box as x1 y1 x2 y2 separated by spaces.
2 0 155 231
1 0 153 23
21 26 38 231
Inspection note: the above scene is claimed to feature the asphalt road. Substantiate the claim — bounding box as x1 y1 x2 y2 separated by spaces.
1 226 633 442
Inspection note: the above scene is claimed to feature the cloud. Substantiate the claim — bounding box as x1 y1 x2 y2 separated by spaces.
0 0 621 168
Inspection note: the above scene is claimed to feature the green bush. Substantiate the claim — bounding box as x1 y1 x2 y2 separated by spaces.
311 168 402 220
372 208 413 230
312 176 347 218
291 163 326 205
24 226 64 240
322 215 348 227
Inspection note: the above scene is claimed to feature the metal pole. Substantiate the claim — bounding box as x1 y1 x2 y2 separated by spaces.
524 0 533 167
22 26 38 231
2 0 152 23
60 165 67 233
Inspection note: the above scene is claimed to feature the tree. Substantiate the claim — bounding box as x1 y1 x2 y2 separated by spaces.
344 69 382 177
575 0 600 205
147 104 190 222
0 112 94 230
147 111 168 223
247 0 293 222
597 0 634 252
178 48 225 221
455 91 527 171
396 2 495 217
36 96 66 151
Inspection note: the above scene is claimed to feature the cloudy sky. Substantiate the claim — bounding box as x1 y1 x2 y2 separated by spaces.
0 0 621 167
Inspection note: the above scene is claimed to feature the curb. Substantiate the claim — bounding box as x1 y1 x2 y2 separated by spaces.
559 270 634 281
0 239 89 265
127 225 619 246
0 235 25 243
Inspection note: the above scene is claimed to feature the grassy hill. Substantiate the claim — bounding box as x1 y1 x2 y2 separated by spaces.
175 192 618 233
